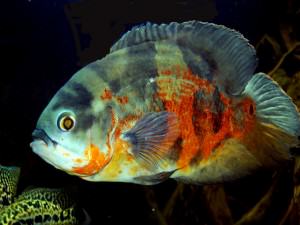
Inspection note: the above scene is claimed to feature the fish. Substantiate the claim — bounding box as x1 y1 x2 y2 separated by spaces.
30 21 300 185
0 187 90 225
0 165 20 209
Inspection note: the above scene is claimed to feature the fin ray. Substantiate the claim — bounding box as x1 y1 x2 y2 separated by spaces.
123 111 180 170
110 21 257 95
243 72 300 136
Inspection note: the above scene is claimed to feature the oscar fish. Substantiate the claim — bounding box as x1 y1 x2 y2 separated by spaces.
30 21 300 185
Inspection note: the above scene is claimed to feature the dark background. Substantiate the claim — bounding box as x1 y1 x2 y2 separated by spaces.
2 0 300 224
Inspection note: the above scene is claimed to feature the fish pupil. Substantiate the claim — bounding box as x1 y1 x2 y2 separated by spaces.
63 117 73 130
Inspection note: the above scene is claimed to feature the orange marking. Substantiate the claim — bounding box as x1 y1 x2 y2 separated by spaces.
72 144 110 176
100 88 113 100
157 66 215 167
74 158 83 163
100 88 129 106
157 66 255 168
196 96 256 159
116 96 129 105
106 138 135 179
195 96 233 158
114 114 141 139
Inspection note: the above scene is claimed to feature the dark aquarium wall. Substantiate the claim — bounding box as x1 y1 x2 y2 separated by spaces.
2 0 300 224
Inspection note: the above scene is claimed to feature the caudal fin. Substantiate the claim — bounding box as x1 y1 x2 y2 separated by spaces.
242 72 300 166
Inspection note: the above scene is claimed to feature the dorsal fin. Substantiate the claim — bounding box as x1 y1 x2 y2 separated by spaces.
110 21 257 95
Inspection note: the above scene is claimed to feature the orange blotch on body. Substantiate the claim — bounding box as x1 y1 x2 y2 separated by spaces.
116 96 129 105
196 98 233 158
157 66 256 168
157 67 216 167
100 88 129 106
72 144 110 176
114 114 141 139
100 88 113 100
101 137 137 179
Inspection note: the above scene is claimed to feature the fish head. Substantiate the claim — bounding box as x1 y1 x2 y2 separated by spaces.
30 74 113 178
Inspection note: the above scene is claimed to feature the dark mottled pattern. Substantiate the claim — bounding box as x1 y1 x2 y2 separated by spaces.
211 87 224 133
193 90 205 137
177 36 216 81
167 137 183 162
98 105 113 138
77 113 96 132
189 87 226 166
52 81 93 111
51 81 96 132
109 79 121 92
15 188 75 209
0 166 20 209
121 42 158 90
87 60 109 80
89 42 158 103
0 188 84 224
0 199 79 225
112 21 257 97
189 151 203 167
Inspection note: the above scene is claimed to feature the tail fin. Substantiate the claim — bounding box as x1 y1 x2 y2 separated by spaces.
242 72 300 166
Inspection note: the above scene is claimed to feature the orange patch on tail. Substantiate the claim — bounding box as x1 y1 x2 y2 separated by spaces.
72 144 110 176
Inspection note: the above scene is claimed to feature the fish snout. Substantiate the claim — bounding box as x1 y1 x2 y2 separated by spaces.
31 128 57 146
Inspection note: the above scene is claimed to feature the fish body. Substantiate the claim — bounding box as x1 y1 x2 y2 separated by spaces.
31 21 300 185
0 187 89 225
0 165 20 209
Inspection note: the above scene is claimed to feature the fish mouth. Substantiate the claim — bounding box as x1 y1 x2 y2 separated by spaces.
31 128 57 146
30 129 81 174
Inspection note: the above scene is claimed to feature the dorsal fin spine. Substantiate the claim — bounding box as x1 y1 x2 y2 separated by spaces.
110 21 257 95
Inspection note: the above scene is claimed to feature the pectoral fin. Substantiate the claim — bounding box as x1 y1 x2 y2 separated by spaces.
123 111 180 170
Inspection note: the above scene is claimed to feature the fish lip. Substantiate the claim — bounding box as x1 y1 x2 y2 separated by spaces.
32 128 57 146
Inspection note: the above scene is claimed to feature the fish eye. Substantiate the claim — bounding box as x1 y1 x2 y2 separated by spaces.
57 113 76 132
